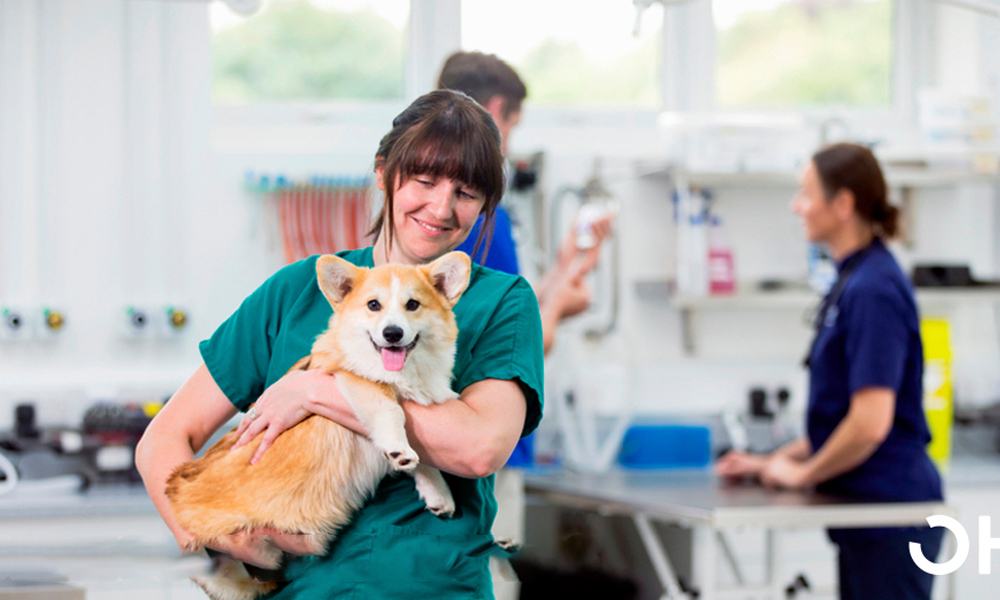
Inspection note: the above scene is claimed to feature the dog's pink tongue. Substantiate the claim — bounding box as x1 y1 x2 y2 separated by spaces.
381 347 406 371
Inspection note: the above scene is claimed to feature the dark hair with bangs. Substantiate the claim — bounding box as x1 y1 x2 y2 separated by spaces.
370 89 506 262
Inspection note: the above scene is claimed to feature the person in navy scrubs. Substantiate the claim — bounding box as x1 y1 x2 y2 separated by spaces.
716 143 943 600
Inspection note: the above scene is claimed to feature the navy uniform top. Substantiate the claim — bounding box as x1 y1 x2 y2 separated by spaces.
806 239 942 541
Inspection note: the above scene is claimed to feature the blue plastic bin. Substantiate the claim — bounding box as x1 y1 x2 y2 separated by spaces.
617 424 711 469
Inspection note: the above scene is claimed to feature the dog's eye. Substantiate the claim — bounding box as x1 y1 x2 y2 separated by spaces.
367 300 381 311
405 299 420 311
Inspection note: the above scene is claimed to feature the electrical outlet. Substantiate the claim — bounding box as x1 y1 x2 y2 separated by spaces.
0 306 32 341
122 305 155 339
158 305 190 338
36 307 67 340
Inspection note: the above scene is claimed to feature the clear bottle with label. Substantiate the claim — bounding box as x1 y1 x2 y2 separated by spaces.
675 187 710 297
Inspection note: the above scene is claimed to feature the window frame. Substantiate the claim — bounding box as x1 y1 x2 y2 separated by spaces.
211 0 934 140
665 0 933 128
210 0 458 129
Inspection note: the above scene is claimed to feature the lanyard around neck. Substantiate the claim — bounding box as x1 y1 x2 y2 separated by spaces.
802 244 874 368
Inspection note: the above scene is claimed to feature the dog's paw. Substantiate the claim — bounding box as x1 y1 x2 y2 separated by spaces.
427 499 455 519
255 541 284 571
495 539 522 553
384 447 419 472
416 481 455 518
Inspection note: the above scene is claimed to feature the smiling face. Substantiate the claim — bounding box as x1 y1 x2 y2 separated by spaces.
377 171 485 266
791 160 841 244
371 91 505 267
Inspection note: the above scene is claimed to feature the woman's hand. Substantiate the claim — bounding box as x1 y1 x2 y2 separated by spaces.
760 454 811 490
714 450 768 480
205 531 282 568
556 214 615 274
549 254 595 320
230 369 335 465
206 530 323 568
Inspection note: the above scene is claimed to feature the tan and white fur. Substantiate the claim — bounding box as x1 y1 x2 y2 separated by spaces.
165 251 472 600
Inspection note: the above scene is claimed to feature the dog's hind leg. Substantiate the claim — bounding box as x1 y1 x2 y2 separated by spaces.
335 372 418 472
412 464 454 518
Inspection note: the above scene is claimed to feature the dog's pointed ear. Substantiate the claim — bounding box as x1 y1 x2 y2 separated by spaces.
316 255 362 306
423 251 472 306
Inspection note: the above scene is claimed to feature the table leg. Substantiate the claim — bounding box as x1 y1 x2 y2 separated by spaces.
715 531 745 585
764 528 783 599
632 513 690 600
692 525 718 599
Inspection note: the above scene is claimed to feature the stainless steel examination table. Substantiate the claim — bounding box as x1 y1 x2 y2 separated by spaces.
525 470 955 600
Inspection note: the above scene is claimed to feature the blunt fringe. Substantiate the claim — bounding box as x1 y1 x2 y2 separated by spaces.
369 90 506 262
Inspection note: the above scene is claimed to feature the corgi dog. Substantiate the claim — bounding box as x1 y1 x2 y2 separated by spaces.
165 251 472 600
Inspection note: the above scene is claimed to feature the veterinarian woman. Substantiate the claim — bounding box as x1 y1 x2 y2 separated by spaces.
715 143 943 600
136 89 543 598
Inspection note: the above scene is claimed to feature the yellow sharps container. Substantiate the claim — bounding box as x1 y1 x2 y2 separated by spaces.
921 318 953 471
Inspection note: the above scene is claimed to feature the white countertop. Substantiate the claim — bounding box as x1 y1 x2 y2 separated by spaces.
0 478 156 519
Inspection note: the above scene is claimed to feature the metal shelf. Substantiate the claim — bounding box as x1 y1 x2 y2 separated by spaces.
634 279 1000 354
635 161 1000 189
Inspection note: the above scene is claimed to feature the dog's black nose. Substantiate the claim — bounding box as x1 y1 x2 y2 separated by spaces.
382 325 404 344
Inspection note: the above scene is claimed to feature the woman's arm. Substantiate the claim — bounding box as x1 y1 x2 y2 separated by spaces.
403 378 527 478
539 277 589 354
231 370 527 479
715 436 812 480
136 364 322 563
136 364 238 549
773 436 812 460
761 387 894 489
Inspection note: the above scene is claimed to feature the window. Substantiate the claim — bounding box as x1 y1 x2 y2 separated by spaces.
210 0 409 103
713 0 894 109
460 1 663 108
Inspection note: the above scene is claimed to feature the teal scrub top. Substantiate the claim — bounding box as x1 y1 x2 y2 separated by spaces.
199 247 544 599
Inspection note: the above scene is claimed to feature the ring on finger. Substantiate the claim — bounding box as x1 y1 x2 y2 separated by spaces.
246 407 258 421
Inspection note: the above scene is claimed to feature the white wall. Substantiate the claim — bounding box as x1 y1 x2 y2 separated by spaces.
0 0 213 426
1 0 999 435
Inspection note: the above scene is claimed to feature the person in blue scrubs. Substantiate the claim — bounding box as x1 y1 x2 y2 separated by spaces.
439 51 613 357
439 52 612 469
716 143 943 600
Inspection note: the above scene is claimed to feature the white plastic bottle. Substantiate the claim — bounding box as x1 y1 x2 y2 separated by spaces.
575 203 609 250
675 187 709 297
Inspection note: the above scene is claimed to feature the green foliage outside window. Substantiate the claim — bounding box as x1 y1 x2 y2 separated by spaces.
212 0 405 103
515 38 661 108
716 0 892 108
